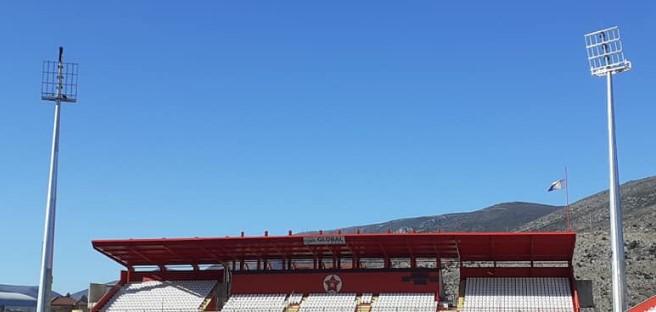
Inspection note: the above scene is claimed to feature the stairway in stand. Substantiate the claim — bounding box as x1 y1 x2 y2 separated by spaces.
356 304 371 312
285 304 300 312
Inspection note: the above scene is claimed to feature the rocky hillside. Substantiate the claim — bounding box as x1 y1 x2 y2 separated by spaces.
519 176 656 312
519 176 656 232
571 231 655 312
332 202 560 233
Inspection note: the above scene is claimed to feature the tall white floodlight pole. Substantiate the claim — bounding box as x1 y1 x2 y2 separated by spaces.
36 47 78 312
584 26 631 312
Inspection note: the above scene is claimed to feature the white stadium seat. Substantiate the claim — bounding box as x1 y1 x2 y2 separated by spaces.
462 277 574 312
102 280 216 312
220 293 287 312
299 293 357 312
370 293 437 312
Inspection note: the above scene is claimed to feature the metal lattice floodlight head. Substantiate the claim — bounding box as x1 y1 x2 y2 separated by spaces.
585 26 631 77
41 59 78 103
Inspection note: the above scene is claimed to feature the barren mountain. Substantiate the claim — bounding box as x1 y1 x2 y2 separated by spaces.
332 202 561 233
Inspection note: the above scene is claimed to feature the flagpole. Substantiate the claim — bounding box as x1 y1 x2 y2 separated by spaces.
565 166 571 231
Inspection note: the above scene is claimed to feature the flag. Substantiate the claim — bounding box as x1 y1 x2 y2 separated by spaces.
547 179 566 192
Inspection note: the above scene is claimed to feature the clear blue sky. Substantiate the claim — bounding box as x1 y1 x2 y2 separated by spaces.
0 0 654 294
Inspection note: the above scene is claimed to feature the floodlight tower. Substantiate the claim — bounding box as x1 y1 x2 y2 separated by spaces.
36 47 78 312
584 26 630 312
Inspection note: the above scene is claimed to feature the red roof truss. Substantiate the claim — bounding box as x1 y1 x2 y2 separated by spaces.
92 232 576 268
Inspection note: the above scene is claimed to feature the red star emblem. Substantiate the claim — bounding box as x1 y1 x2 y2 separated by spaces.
323 274 342 293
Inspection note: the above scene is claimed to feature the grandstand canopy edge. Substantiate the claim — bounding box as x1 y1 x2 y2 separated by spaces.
92 232 576 268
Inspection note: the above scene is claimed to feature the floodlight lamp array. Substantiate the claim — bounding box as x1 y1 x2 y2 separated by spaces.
584 26 631 76
41 61 78 103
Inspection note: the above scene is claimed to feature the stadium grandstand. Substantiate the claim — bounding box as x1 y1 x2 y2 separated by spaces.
89 232 583 312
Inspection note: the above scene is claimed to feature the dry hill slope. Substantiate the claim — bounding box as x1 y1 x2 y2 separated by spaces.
332 202 560 233
520 176 656 312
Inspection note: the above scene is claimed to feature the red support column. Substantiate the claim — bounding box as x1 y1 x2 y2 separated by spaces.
568 269 581 312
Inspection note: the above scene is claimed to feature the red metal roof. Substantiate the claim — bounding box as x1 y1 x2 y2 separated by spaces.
50 296 80 307
629 295 656 312
92 232 576 267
